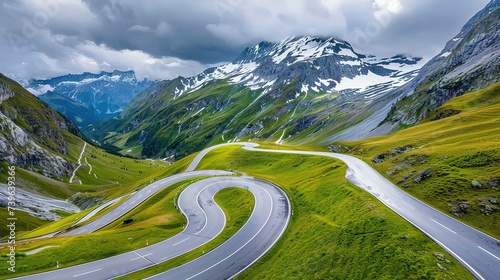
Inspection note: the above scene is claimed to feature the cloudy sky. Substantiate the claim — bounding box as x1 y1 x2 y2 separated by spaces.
0 0 490 82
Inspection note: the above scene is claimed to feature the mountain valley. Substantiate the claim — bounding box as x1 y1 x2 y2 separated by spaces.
0 1 499 279
86 37 424 159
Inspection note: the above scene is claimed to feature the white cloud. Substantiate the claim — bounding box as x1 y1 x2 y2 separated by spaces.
127 25 152 32
26 84 53 96
374 0 403 14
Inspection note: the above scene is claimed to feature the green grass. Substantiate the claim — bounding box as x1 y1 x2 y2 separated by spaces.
92 77 376 160
191 145 473 279
0 210 50 237
15 194 132 240
340 82 500 239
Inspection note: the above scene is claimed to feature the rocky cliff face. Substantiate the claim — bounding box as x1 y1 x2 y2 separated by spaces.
0 75 77 178
383 0 500 127
0 81 15 104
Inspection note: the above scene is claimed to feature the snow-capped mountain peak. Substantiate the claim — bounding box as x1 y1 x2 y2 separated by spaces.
27 70 146 96
170 36 424 101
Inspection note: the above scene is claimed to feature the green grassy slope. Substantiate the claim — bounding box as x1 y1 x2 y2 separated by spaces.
0 74 78 155
194 145 473 279
89 77 385 160
338 82 500 238
0 149 192 240
0 210 50 237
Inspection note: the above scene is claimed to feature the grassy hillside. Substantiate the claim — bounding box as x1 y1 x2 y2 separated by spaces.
90 76 385 160
6 145 472 279
0 145 192 241
192 145 473 279
1 73 173 206
0 74 78 156
0 210 50 236
338 82 500 238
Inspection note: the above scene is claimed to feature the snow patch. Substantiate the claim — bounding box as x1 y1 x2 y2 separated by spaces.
337 48 358 58
440 52 452 58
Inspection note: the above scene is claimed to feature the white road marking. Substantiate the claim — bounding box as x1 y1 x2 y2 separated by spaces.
172 237 190 246
186 185 273 280
73 268 102 277
401 201 416 210
431 219 457 234
195 182 220 235
415 225 486 280
478 246 500 261
131 251 154 261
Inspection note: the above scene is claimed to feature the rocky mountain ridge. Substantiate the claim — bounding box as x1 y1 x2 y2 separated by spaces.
382 0 500 128
80 1 499 160
28 70 154 127
166 36 422 100
0 74 77 178
89 36 424 159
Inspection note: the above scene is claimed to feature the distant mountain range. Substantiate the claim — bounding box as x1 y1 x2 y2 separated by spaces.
27 70 154 127
85 37 424 159
166 36 422 97
21 0 500 161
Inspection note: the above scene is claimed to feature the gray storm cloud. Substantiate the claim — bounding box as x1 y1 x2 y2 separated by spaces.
0 0 490 81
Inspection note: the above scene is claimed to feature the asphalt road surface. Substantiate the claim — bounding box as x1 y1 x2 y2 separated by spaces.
188 142 499 280
13 175 290 280
146 176 290 280
13 142 500 280
62 170 233 236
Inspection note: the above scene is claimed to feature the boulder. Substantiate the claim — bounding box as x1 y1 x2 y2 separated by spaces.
471 180 483 189
414 168 431 183
69 192 105 210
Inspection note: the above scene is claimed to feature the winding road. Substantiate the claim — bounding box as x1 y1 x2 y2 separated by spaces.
13 173 290 280
12 142 500 280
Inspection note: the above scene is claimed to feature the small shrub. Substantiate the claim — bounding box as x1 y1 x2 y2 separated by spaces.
448 151 497 168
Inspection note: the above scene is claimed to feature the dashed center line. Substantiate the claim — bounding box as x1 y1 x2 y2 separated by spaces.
173 237 190 246
431 219 457 234
401 201 416 210
478 246 500 261
73 268 102 277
